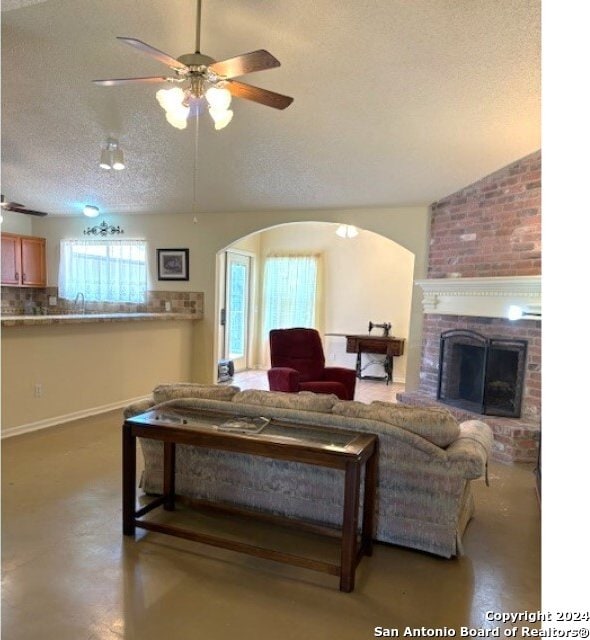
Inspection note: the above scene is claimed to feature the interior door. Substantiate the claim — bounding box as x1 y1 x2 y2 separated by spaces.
224 251 251 372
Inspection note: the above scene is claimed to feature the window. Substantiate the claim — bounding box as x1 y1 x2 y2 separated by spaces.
59 239 147 303
262 255 319 333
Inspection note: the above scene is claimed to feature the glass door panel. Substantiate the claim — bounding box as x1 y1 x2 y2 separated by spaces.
224 252 251 371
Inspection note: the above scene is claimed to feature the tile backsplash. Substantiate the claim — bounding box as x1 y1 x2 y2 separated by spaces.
1 286 203 316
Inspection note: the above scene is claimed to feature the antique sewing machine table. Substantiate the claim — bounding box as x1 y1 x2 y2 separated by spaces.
345 334 405 384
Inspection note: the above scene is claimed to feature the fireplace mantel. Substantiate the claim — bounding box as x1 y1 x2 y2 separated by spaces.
414 275 541 320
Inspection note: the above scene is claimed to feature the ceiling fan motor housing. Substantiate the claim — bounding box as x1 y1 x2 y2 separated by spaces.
177 52 216 70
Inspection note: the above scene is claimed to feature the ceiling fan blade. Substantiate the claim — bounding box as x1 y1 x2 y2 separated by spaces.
1 195 24 209
5 204 48 217
93 76 171 86
227 80 293 110
116 37 187 70
209 50 280 79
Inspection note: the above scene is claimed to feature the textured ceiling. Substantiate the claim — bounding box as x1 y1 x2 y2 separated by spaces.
1 0 541 217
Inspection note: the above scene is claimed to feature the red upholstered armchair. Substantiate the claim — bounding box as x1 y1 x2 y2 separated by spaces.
267 328 356 400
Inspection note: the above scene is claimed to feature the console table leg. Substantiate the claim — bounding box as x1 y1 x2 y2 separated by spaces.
340 462 361 592
163 442 176 511
361 444 378 557
122 423 136 536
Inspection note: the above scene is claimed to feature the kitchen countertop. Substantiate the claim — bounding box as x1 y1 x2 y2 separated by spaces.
1 312 200 327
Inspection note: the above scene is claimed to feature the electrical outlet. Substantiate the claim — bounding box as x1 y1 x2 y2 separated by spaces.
329 353 336 361
48 296 57 306
34 383 43 398
165 301 172 312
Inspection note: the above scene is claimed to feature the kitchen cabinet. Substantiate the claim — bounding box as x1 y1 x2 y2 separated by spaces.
1 233 46 287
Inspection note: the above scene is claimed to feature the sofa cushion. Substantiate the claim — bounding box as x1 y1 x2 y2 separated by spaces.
299 380 350 399
446 420 494 479
232 389 338 413
153 383 240 404
123 398 156 419
332 401 460 447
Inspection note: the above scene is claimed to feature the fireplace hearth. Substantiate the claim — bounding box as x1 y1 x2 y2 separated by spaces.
437 329 528 418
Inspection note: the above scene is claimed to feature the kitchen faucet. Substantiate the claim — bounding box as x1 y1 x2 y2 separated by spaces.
74 292 85 314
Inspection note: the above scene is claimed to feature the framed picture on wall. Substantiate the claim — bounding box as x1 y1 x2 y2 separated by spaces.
157 248 189 281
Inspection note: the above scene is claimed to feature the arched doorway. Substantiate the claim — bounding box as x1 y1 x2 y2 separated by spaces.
215 221 415 385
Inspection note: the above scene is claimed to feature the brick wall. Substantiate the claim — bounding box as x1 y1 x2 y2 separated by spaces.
428 150 541 279
399 151 542 462
421 150 542 422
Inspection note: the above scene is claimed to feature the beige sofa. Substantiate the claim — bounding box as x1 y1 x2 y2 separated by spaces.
124 385 493 558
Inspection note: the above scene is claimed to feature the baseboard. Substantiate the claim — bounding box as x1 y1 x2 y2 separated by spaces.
1 395 151 439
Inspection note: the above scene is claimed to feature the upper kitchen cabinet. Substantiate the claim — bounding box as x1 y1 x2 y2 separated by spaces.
1 233 46 287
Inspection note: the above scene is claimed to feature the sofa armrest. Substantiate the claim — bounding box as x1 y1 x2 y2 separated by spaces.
446 420 494 481
322 367 357 400
123 398 156 419
267 367 301 392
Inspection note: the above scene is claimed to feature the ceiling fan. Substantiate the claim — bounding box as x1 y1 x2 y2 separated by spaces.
1 195 48 217
93 0 293 130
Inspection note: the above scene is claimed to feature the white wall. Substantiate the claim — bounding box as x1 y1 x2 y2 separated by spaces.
1 210 33 235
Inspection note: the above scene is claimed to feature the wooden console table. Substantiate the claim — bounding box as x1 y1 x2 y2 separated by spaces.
123 407 377 592
344 334 405 384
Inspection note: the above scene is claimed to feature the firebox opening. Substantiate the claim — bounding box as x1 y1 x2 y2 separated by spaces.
486 349 520 415
458 344 485 403
437 330 528 418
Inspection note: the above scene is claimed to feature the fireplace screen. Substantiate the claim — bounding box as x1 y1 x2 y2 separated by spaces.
437 330 528 418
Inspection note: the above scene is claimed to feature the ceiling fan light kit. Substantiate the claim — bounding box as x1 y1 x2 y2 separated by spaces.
156 88 190 129
210 108 233 131
93 0 293 132
206 86 231 110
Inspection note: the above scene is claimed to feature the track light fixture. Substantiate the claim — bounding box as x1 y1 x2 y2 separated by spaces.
99 138 125 170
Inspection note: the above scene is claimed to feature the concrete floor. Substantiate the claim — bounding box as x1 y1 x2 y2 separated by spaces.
1 409 540 640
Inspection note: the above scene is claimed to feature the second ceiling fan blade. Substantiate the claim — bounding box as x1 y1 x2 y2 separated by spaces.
1 195 24 208
117 37 187 70
93 76 171 86
209 50 280 79
227 80 293 110
5 204 48 217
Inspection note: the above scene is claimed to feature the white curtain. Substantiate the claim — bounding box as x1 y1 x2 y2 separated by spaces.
58 239 147 303
262 254 319 335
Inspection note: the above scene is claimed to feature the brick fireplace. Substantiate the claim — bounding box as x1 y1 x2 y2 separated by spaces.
399 150 541 463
